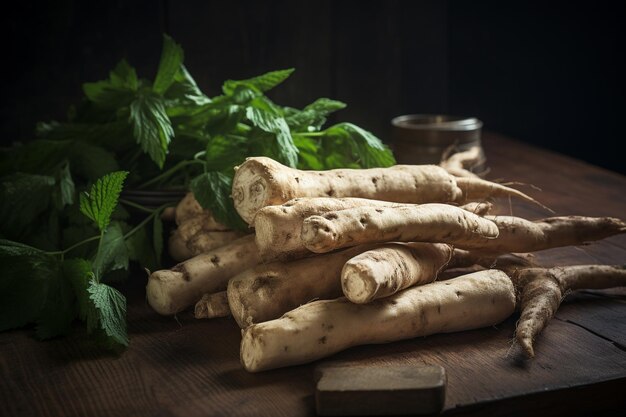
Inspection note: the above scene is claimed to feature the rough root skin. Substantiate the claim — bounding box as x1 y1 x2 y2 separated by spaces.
194 291 231 319
253 197 405 262
341 243 453 303
301 203 499 254
146 235 260 315
233 157 537 224
240 270 516 372
227 245 375 327
459 216 626 254
507 265 626 358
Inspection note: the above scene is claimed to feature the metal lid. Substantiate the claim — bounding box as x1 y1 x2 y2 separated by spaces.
391 114 483 131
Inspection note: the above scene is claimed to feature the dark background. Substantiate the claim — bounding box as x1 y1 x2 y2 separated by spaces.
2 0 624 174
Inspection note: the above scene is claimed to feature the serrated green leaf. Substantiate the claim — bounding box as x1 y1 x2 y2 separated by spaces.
87 280 128 347
0 239 45 257
36 120 132 152
109 59 139 90
53 161 75 209
0 140 71 177
204 105 244 136
286 98 347 132
79 171 129 232
153 35 185 94
245 106 298 167
322 123 396 168
190 172 247 230
125 224 157 271
204 134 247 171
129 93 174 168
293 135 324 170
164 65 211 117
69 142 121 182
63 258 97 329
0 173 55 240
222 68 294 96
0 240 56 331
93 222 129 278
83 60 138 108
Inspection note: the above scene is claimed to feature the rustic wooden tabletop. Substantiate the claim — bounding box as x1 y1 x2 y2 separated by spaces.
1 132 625 417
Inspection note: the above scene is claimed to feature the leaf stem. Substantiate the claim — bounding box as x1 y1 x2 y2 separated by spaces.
298 131 326 137
119 198 154 213
45 235 101 256
123 202 171 241
137 159 205 189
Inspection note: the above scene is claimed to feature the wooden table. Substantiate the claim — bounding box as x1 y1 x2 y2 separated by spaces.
1 133 625 417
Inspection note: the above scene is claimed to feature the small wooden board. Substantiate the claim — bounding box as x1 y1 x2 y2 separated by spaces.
315 364 447 416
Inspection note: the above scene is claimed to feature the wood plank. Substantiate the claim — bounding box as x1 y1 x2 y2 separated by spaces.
1 134 625 417
555 292 626 348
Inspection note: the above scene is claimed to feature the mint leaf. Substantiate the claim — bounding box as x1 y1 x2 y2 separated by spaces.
153 35 184 94
0 240 56 331
190 172 247 230
204 134 247 171
286 98 347 132
246 106 298 167
79 171 128 232
0 173 56 240
0 239 45 257
53 161 75 209
87 280 129 347
323 123 396 168
293 135 324 170
109 59 139 90
63 258 97 330
69 142 120 182
126 224 158 271
223 68 294 95
164 64 211 116
0 140 71 177
93 222 129 278
65 259 129 348
36 120 131 152
83 59 138 108
129 93 174 168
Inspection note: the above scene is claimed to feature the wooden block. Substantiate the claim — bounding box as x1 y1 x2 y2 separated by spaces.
315 364 446 416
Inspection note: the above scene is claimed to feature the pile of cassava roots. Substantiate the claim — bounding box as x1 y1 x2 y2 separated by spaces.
147 153 626 372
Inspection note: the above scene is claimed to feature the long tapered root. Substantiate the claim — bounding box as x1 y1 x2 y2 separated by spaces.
301 204 499 254
240 269 516 372
508 265 626 358
232 157 539 224
461 216 626 254
253 197 405 262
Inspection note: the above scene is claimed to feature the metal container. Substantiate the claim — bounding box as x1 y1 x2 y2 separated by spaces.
391 114 486 174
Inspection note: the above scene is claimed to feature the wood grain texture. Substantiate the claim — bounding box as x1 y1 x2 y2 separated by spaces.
0 133 625 417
